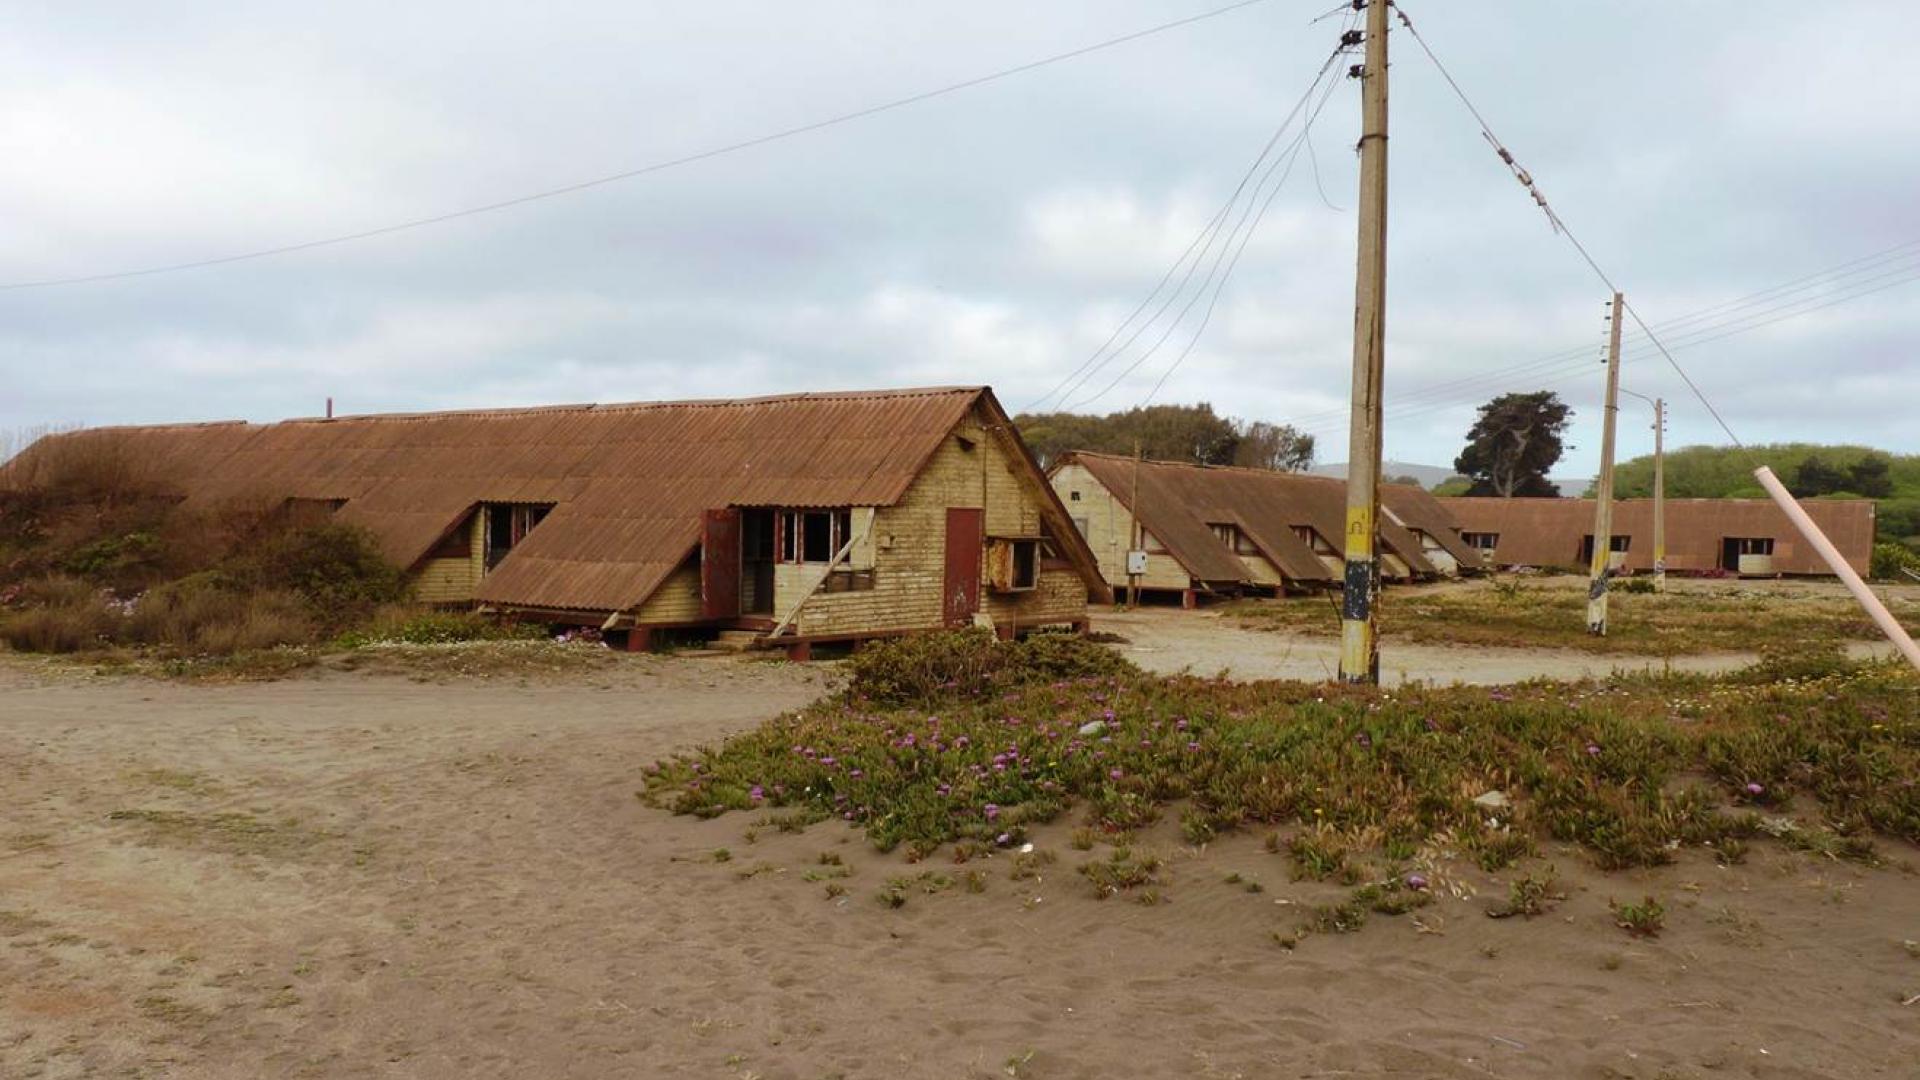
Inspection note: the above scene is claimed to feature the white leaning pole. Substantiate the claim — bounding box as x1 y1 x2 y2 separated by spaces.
1753 466 1920 674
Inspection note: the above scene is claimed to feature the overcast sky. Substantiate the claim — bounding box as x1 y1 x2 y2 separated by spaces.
4 0 1917 476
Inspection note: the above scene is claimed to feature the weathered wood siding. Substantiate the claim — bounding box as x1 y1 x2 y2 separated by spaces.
1239 553 1285 587
788 409 1086 636
1048 462 1191 592
412 512 482 604
637 558 704 622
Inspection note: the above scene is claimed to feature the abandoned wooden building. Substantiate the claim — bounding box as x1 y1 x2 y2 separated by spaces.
1047 452 1481 604
1445 496 1876 576
7 388 1111 655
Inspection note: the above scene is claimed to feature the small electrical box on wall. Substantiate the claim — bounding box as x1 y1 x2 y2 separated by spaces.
1126 550 1148 576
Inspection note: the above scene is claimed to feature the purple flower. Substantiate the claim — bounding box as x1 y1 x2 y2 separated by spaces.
1405 873 1429 891
849 769 864 779
1187 741 1201 752
1109 768 1124 780
748 785 765 802
819 756 836 766
1355 733 1373 749
984 803 1001 821
1585 744 1601 757
1744 782 1765 796
996 832 1012 846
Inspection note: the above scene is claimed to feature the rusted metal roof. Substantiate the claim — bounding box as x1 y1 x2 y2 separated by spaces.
5 387 1109 612
1445 496 1876 575
1055 453 1457 587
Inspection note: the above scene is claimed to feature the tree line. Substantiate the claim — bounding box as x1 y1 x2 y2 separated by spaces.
1012 404 1315 472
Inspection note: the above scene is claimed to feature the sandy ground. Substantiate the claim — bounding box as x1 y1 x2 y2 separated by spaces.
1099 575 1915 686
3 645 1919 1080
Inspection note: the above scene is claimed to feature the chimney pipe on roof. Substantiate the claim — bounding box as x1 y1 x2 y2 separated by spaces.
326 397 334 419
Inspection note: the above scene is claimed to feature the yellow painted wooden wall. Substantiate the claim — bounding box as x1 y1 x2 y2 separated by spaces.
412 511 482 604
1047 462 1192 592
787 408 1086 636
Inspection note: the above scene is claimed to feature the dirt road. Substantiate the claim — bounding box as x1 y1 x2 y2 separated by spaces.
1093 607 1773 684
2 653 1917 1079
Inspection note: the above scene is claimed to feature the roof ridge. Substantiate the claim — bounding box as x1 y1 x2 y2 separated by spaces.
274 386 986 425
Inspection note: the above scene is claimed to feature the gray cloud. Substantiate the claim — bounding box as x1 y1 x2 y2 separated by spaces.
3 0 1916 478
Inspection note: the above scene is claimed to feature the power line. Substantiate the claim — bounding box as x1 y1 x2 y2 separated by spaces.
1136 64 1350 407
1394 3 1753 449
1028 31 1353 413
1267 243 1920 431
1 0 1282 291
1068 54 1349 411
1285 258 1920 442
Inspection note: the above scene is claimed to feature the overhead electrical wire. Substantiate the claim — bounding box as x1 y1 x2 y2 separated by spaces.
1134 67 1350 408
0 0 1282 291
1068 55 1350 411
1283 254 1920 442
1393 3 1756 448
1025 27 1355 414
1022 48 1342 413
1266 241 1920 433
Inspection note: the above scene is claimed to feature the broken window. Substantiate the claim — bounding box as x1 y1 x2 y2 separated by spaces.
1579 534 1632 564
484 503 553 570
987 538 1042 592
778 508 856 565
1210 523 1258 555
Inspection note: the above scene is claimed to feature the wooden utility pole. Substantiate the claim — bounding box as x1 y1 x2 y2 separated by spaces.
1338 0 1391 685
1651 397 1665 592
1587 292 1624 635
1620 387 1666 592
1126 440 1143 608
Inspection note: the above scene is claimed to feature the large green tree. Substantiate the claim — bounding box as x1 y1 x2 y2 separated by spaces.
1453 391 1572 498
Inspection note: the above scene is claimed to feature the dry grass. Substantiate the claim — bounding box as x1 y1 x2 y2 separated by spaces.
1225 579 1913 655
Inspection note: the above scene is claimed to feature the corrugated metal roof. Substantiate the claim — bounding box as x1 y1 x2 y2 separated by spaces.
1056 453 1457 586
3 387 1106 613
1445 496 1876 574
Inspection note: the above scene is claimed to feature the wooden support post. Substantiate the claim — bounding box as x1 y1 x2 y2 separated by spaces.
785 640 813 662
1587 292 1625 635
1338 0 1390 685
624 627 653 653
1181 589 1197 610
1754 467 1920 673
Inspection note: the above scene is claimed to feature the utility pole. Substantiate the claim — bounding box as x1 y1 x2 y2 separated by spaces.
1587 292 1624 635
1126 439 1143 608
1338 0 1390 685
1619 388 1666 592
1651 397 1665 592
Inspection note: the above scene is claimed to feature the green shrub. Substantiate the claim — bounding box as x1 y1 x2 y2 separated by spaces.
57 530 164 585
844 628 1136 706
244 524 409 625
333 609 543 648
1871 542 1920 580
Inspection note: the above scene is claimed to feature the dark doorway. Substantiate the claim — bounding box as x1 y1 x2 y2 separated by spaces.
742 509 776 615
1722 537 1774 572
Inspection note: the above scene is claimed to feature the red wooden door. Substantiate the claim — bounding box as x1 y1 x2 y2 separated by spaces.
701 508 742 619
943 507 984 627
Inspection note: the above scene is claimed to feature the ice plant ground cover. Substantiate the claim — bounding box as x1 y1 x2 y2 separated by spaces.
644 634 1919 878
